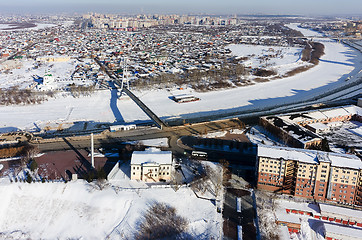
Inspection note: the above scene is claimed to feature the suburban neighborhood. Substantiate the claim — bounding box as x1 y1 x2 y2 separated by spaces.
0 4 362 240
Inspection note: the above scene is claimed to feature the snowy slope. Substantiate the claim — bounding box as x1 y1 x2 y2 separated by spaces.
0 180 220 239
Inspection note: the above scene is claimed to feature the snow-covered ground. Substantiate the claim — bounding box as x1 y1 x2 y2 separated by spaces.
0 90 148 132
287 23 321 37
227 44 307 75
0 24 361 133
0 58 82 89
0 180 221 239
0 23 57 31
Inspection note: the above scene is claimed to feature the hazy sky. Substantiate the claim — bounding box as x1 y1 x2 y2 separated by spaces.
1 0 362 15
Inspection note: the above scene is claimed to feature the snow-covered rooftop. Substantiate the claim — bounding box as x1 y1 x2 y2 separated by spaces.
328 152 362 169
323 222 362 239
276 199 320 215
131 147 172 165
258 145 362 169
281 105 362 125
319 203 362 220
275 209 301 224
258 145 319 165
308 122 328 130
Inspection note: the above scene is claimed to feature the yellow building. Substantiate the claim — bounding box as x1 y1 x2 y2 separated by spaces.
36 56 71 62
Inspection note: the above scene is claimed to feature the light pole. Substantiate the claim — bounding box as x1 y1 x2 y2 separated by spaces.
91 133 94 168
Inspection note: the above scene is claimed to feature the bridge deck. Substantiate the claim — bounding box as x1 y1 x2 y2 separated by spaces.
114 79 167 129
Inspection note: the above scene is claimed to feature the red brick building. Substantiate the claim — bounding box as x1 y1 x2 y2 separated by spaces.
257 145 362 206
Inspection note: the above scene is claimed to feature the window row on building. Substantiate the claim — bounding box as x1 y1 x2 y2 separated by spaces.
257 145 362 206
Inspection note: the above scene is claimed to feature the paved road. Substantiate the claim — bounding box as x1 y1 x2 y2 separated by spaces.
32 92 360 154
223 187 257 240
33 118 243 153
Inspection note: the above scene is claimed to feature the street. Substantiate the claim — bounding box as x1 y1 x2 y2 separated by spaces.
33 118 244 153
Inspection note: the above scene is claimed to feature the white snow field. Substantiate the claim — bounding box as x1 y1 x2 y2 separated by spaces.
0 180 221 239
226 43 307 75
0 24 361 132
0 58 81 89
0 23 57 31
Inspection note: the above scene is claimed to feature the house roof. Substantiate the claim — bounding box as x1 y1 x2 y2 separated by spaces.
131 148 172 165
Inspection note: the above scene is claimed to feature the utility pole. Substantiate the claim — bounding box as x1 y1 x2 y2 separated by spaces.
91 133 94 168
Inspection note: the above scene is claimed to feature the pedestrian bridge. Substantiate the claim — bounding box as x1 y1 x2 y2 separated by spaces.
113 78 168 129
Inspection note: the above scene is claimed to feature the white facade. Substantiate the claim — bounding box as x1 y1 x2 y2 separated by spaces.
130 148 173 182
43 73 55 85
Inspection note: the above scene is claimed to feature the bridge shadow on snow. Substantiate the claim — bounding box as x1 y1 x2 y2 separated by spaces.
318 58 354 66
108 81 125 123
0 127 20 133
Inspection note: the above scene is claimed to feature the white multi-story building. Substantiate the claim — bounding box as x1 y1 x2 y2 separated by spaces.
130 148 173 182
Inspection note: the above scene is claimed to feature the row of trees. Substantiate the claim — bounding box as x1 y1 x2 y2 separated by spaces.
301 41 325 64
0 83 97 106
68 84 96 97
0 145 25 158
0 87 50 105
132 63 249 91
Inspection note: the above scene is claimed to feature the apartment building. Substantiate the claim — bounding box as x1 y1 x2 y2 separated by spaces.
130 148 173 182
257 145 362 206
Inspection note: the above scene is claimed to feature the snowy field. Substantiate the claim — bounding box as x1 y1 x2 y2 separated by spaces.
227 44 306 75
0 23 57 31
0 180 221 239
0 58 81 89
0 24 361 132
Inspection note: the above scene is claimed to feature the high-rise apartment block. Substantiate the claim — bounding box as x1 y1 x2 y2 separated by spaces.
257 145 362 206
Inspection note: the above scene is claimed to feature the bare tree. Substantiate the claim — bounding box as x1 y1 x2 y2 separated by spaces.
93 178 109 190
20 144 39 166
204 165 223 198
135 202 188 240
171 171 183 192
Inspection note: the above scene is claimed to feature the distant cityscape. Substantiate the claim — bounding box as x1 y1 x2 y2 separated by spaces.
0 11 362 240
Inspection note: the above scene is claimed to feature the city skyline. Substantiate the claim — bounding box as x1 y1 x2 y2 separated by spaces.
1 0 362 16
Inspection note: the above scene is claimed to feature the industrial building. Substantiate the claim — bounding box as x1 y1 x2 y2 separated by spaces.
260 105 362 150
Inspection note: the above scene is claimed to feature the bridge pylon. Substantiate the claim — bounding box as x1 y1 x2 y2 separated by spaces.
120 57 129 91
